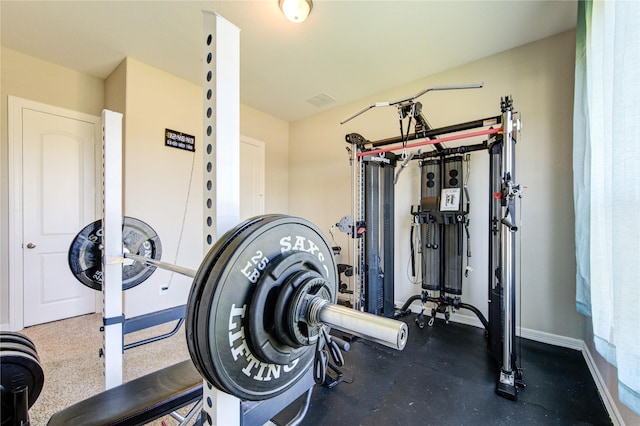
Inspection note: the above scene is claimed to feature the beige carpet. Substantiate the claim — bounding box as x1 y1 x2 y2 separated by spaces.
20 312 193 425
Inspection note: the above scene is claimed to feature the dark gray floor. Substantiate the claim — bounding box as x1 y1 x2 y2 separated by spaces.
275 318 612 425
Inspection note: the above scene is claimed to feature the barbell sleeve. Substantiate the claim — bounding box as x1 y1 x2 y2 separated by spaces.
125 252 408 351
123 253 197 278
313 301 408 351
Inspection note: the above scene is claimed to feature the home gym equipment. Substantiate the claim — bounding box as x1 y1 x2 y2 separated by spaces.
47 360 204 426
341 90 523 400
58 213 408 424
68 216 162 291
67 214 408 395
1 332 45 426
68 217 187 352
54 12 407 425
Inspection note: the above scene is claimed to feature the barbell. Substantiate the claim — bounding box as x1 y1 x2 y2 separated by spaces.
67 214 408 401
68 216 162 291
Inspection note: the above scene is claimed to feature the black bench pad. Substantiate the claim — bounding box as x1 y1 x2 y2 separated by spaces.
48 360 202 426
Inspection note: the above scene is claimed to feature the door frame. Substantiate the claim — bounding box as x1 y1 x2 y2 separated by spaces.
240 135 266 217
8 96 102 331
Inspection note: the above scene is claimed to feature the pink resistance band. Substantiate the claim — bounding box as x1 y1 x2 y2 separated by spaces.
356 127 503 158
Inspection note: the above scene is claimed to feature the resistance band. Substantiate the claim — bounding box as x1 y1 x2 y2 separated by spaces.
356 127 502 158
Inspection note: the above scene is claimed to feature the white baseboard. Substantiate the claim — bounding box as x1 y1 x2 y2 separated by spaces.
0 323 12 332
396 299 623 425
517 327 583 351
580 342 625 426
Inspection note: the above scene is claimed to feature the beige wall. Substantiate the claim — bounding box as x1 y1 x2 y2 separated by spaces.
240 104 289 215
105 58 290 317
104 57 204 317
0 47 105 326
1 48 288 325
289 30 582 338
289 29 639 423
2 31 636 425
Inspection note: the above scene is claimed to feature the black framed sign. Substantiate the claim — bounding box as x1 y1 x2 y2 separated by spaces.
165 128 195 152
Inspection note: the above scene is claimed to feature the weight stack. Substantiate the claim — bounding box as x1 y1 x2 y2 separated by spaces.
488 141 504 363
442 156 465 296
363 153 396 317
419 159 441 292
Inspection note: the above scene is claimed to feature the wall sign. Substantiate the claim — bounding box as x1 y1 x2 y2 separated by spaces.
165 128 195 152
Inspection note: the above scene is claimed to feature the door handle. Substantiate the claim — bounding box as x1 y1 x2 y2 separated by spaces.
26 243 36 249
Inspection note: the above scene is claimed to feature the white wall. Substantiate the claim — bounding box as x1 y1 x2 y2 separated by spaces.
288 30 583 340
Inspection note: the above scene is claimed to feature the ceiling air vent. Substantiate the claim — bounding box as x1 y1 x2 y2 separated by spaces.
306 93 336 108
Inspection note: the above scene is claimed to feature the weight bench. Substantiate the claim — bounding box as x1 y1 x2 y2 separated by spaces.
48 359 316 426
47 360 202 426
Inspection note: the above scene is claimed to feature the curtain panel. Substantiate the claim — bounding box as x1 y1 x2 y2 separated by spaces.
573 0 640 415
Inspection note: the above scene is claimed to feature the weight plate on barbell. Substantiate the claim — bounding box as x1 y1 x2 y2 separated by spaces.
185 214 286 390
248 251 334 365
186 215 337 401
68 216 162 291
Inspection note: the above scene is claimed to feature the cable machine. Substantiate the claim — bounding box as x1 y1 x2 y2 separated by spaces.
340 87 523 399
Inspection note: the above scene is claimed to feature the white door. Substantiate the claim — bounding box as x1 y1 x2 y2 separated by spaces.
21 106 99 327
239 136 265 221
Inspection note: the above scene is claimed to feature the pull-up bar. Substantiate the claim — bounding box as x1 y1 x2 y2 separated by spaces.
356 127 502 158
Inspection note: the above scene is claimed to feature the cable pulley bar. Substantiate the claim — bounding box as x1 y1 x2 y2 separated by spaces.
67 214 408 400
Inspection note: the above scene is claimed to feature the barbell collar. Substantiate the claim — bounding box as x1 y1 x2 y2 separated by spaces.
123 253 197 278
311 300 408 351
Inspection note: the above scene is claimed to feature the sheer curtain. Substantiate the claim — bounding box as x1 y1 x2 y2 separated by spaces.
573 0 640 415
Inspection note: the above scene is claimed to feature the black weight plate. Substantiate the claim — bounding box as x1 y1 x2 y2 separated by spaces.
186 214 285 392
191 215 301 393
273 270 319 348
187 215 337 401
247 251 331 364
0 332 36 353
0 350 44 411
0 342 39 362
191 215 331 400
68 216 162 291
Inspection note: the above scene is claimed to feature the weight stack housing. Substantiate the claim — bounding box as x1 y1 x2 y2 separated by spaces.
362 152 396 318
442 156 466 296
418 156 467 295
488 141 502 361
419 159 441 292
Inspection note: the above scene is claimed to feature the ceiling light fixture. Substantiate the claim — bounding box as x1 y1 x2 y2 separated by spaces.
279 0 313 23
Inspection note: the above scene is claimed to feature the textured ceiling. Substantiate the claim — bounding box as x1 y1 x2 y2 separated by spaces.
1 1 577 121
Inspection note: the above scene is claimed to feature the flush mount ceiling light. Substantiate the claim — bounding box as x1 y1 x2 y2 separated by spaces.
279 0 313 23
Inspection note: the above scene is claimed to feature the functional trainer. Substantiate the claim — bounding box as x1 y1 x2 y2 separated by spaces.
340 87 524 400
